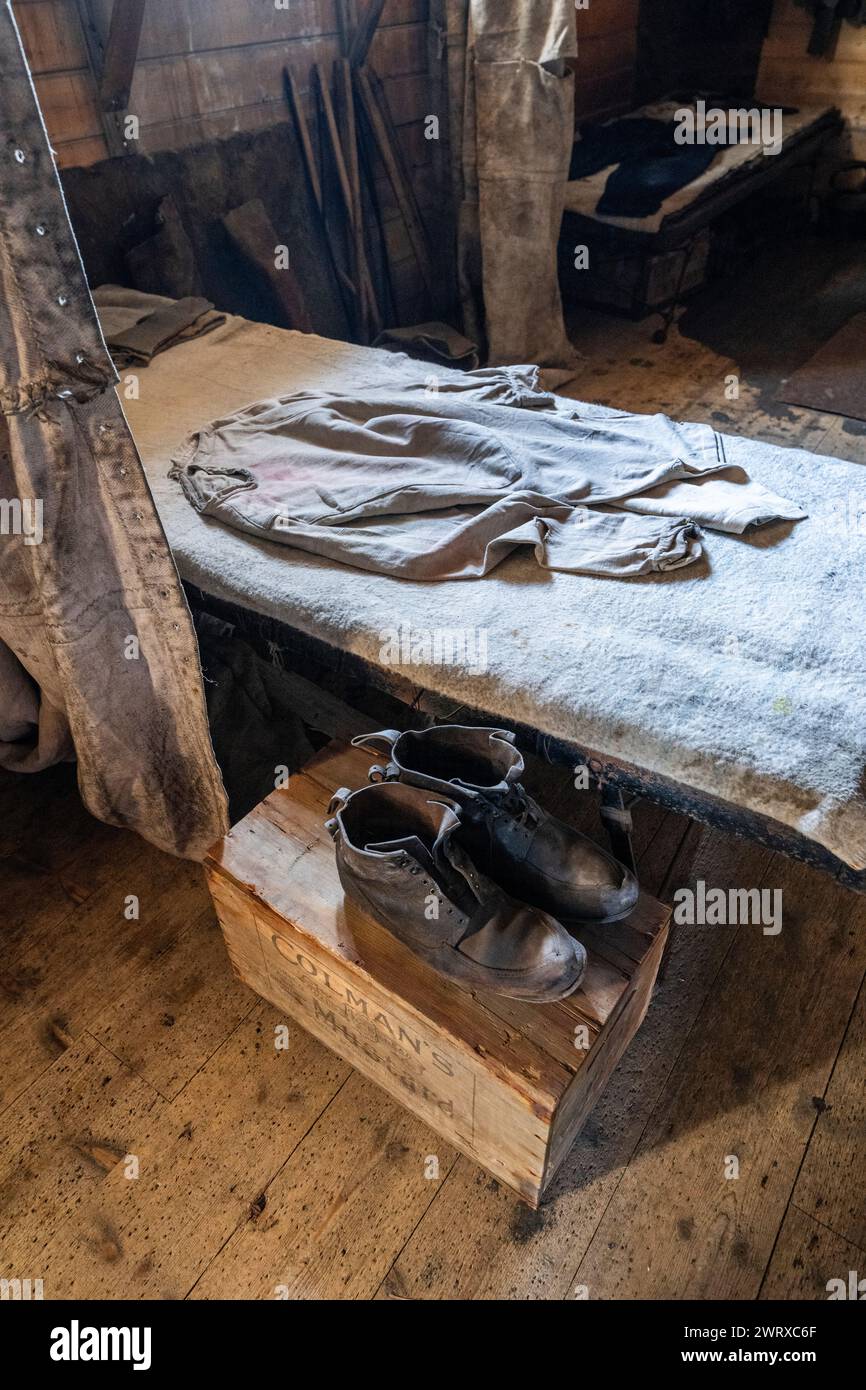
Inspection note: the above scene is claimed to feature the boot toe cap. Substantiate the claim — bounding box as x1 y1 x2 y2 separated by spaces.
458 904 587 1001
529 830 640 924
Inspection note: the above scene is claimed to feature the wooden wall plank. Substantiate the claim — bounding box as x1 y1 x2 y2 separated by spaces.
15 2 430 156
579 30 638 74
574 0 638 122
13 0 88 72
574 70 636 123
53 132 111 165
14 0 441 321
119 34 428 142
759 0 866 127
762 27 866 63
89 0 341 55
577 0 640 43
33 69 103 140
127 39 340 134
760 57 866 101
83 0 424 58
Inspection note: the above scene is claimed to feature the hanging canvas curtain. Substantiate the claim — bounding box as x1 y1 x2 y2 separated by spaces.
0 2 228 859
444 0 578 368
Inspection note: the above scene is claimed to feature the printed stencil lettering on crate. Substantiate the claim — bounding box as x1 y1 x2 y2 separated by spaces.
257 918 474 1132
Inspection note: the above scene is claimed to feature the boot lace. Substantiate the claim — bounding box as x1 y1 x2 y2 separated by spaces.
487 784 540 831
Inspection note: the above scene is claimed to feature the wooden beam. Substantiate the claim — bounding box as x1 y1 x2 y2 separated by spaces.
99 0 147 112
283 65 357 318
283 68 323 210
349 0 387 68
335 0 353 58
74 0 126 155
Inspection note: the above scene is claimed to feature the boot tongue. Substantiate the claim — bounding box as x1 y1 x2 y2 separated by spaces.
366 834 429 858
451 774 512 796
364 836 440 882
366 801 461 875
367 825 476 916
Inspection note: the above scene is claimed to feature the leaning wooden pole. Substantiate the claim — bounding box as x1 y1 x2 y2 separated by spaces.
349 0 387 67
282 66 357 333
335 57 381 339
315 62 380 342
355 64 437 302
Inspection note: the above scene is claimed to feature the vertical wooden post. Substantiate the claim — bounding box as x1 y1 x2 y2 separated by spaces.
99 0 148 112
75 0 148 157
74 0 126 155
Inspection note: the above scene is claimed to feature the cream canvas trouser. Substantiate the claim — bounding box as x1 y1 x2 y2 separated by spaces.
171 368 806 582
447 0 578 367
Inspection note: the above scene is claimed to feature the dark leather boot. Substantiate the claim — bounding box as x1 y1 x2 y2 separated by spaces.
352 725 639 927
325 781 586 1002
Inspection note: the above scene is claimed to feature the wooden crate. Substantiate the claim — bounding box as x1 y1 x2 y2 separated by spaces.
205 743 670 1207
559 222 711 315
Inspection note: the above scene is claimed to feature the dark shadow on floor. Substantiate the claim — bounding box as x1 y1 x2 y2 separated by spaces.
678 231 866 411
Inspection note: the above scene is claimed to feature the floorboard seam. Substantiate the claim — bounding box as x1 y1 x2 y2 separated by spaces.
789 1201 866 1257
754 963 866 1299
563 841 779 1297
371 1151 463 1300
181 1067 356 1300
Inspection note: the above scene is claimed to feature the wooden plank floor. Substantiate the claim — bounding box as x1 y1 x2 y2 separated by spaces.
2 279 866 1300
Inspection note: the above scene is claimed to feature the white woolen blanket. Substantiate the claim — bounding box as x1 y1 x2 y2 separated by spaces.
122 316 866 870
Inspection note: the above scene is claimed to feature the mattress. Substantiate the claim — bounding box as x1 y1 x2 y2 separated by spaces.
563 102 837 236
122 315 866 871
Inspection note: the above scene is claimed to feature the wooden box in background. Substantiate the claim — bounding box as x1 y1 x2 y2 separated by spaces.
205 743 670 1207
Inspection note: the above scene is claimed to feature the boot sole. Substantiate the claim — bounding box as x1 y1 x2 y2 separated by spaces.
560 897 639 930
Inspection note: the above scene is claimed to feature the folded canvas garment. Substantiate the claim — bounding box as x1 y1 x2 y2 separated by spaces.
93 285 226 366
171 370 805 582
373 321 480 370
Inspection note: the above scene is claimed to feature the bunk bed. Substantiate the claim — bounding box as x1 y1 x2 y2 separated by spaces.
560 101 843 339
120 310 866 891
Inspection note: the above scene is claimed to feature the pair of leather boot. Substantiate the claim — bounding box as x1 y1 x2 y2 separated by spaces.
326 724 638 1004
